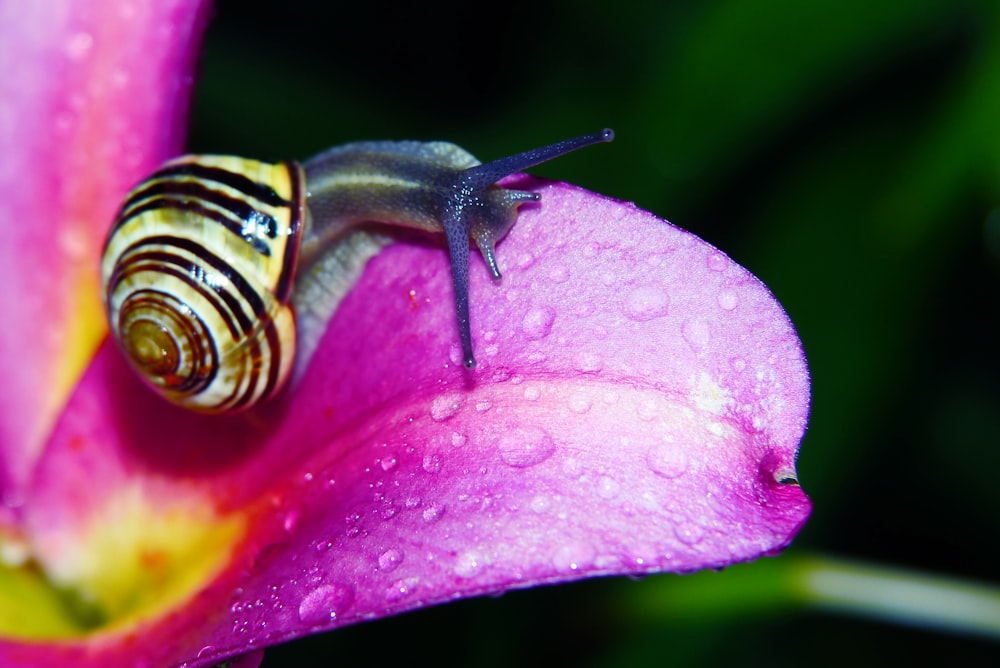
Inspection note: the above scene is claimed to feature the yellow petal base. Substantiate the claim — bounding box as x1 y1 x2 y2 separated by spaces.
0 484 246 640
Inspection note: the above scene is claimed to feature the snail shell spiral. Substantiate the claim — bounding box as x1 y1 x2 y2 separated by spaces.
101 155 305 413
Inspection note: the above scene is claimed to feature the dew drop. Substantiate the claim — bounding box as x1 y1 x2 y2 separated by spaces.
717 289 739 311
475 400 493 412
530 495 551 513
523 386 541 401
731 357 747 373
548 264 570 283
624 286 670 321
681 318 711 351
380 454 398 472
572 351 603 373
706 251 728 272
430 393 462 421
297 583 354 625
422 453 442 473
385 577 420 602
497 427 556 467
522 307 556 340
314 539 333 553
451 431 467 447
562 457 584 478
646 443 689 479
516 252 536 269
422 504 444 523
552 541 596 572
674 522 705 545
454 551 485 578
378 548 405 572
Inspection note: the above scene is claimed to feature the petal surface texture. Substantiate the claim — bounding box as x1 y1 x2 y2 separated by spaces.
7 176 810 666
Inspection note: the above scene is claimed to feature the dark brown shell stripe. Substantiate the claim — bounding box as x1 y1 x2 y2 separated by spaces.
101 156 303 413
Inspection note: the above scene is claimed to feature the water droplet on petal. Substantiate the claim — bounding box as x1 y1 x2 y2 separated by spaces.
717 289 739 310
454 551 486 578
422 453 442 473
674 522 705 545
572 351 603 373
562 457 584 478
522 307 556 340
476 400 493 412
283 510 300 534
498 427 556 467
731 357 747 373
378 548 405 572
422 504 444 523
624 286 670 321
297 583 354 625
380 454 398 472
530 495 551 513
706 251 728 271
552 541 596 572
385 576 420 602
647 443 689 479
549 264 570 283
681 318 711 351
516 252 536 269
430 393 463 421
523 386 541 401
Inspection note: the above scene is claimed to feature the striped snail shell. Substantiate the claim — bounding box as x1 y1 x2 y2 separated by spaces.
102 129 614 413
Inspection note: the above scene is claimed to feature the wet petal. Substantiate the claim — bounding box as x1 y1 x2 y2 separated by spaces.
6 180 810 666
0 0 210 497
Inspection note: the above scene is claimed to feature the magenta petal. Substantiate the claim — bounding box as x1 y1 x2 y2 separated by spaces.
17 179 808 666
223 179 810 641
0 0 210 505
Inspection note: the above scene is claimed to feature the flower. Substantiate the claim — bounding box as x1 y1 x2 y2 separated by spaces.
0 1 811 666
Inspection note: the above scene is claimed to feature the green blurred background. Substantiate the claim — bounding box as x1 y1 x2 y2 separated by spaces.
190 0 1000 665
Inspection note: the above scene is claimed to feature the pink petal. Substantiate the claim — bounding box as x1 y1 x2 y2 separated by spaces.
0 0 210 500
9 179 810 666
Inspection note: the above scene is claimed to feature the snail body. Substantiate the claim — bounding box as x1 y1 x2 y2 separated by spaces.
102 129 614 412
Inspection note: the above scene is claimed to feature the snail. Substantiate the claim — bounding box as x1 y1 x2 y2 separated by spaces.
102 128 614 413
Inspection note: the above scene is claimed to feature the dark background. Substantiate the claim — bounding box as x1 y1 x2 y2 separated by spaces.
190 1 1000 665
